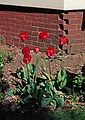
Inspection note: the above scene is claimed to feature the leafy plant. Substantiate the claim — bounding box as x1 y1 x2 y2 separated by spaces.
72 74 85 93
7 33 68 110
55 68 67 90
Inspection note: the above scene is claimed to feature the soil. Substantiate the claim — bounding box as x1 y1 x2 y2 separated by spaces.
1 44 85 84
0 44 85 120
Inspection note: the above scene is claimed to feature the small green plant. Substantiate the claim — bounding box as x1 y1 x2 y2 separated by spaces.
72 74 85 94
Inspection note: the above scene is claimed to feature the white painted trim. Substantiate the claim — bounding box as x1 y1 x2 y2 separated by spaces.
0 0 64 10
64 0 85 10
0 0 85 10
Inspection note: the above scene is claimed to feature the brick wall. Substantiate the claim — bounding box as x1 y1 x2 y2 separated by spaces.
62 11 85 53
0 5 62 50
0 5 85 54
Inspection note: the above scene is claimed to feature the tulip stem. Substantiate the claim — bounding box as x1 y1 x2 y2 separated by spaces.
61 46 64 69
42 41 45 58
48 57 51 78
26 64 31 83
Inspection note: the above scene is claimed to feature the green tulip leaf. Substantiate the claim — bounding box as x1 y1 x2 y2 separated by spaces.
41 97 51 107
55 97 64 107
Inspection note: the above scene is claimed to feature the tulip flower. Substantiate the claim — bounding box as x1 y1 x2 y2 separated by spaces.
46 48 56 57
38 31 49 40
34 47 39 54
58 36 68 45
22 47 30 55
23 54 31 64
20 32 28 41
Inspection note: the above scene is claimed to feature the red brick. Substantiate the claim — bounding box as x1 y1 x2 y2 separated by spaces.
64 24 77 30
29 35 37 41
32 31 38 36
68 30 81 34
32 41 43 47
45 43 56 48
69 34 82 39
63 14 77 19
69 19 82 24
52 38 58 44
50 29 58 35
44 38 52 43
38 27 51 33
30 13 45 18
44 14 58 19
76 25 82 30
45 24 59 29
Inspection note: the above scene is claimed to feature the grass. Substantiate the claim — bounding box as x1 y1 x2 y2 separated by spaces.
42 107 85 120
2 106 84 120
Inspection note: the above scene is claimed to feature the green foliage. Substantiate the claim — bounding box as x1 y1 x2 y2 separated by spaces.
7 89 15 97
72 74 85 93
73 74 85 88
15 60 65 109
0 54 4 77
0 90 4 100
45 107 85 120
0 50 5 71
40 79 64 108
0 55 4 70
11 41 68 109
57 68 67 89
16 67 27 80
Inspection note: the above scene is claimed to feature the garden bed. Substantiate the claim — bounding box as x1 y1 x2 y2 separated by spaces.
0 44 85 120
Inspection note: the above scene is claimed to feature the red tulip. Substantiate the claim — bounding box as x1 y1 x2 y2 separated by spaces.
23 54 31 64
34 47 39 54
20 32 28 41
46 48 56 57
58 36 68 45
22 47 30 55
38 31 49 40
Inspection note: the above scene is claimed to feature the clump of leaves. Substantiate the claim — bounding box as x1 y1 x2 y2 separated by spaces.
7 33 68 110
12 57 65 109
0 90 4 100
72 74 85 94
